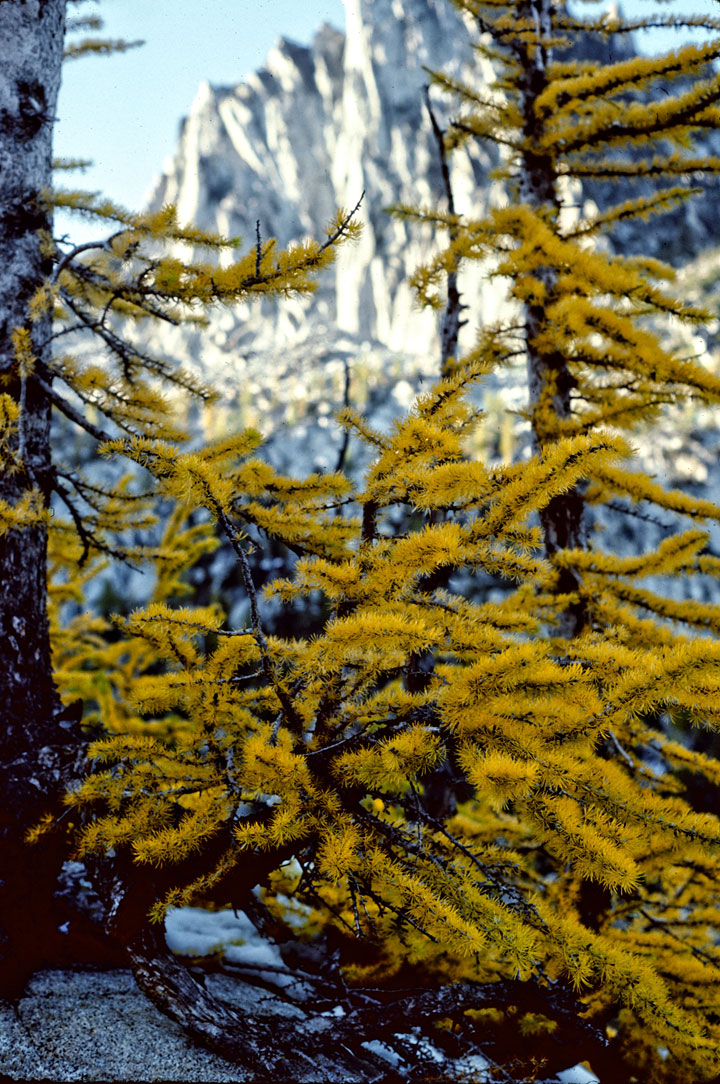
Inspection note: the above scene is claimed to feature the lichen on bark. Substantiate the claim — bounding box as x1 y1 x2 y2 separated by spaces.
0 0 80 998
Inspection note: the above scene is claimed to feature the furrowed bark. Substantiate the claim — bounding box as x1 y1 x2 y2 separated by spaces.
516 0 589 638
0 0 82 997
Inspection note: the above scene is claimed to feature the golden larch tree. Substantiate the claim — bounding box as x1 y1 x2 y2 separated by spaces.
0 0 359 1000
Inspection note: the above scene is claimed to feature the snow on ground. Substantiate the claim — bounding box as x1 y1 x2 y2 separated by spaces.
165 905 285 973
0 904 606 1081
557 1065 601 1083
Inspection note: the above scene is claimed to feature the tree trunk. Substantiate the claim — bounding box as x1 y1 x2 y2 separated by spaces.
516 0 590 639
0 0 81 997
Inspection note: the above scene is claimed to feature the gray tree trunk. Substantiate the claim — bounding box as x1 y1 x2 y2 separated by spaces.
516 0 590 639
0 0 86 997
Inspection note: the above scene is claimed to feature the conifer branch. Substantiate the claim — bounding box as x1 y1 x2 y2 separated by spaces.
59 291 195 396
254 219 262 278
212 500 302 732
564 156 720 180
605 500 674 531
640 909 720 971
51 476 138 567
320 191 365 253
449 117 523 151
560 16 720 38
51 232 125 284
63 38 144 62
55 468 151 504
33 372 114 444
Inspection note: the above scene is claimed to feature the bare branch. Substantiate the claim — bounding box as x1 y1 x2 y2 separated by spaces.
319 191 365 255
52 475 140 568
212 501 303 732
33 371 114 444
334 356 352 473
51 231 126 285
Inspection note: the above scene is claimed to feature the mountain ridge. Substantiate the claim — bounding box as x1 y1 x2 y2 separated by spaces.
139 0 720 480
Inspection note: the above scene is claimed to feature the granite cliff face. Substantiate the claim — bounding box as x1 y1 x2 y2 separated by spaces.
139 3 495 467
148 0 491 362
140 0 720 480
143 0 497 448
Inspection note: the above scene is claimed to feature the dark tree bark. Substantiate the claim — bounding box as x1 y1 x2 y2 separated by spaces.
0 0 86 997
515 0 590 639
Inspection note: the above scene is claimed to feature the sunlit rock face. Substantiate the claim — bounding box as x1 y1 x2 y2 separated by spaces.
142 0 720 483
141 0 522 474
146 0 496 374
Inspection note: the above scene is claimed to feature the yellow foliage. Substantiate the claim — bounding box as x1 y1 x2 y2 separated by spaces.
50 5 720 1080
0 490 49 537
462 750 541 807
317 820 363 879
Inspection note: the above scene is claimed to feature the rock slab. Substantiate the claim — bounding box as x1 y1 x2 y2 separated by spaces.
0 969 259 1082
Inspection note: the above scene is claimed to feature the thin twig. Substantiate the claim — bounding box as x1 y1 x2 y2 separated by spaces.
348 876 363 936
56 468 150 503
33 371 114 444
212 500 303 731
334 356 352 473
640 908 720 970
319 191 365 255
51 232 126 285
52 475 140 567
607 729 635 770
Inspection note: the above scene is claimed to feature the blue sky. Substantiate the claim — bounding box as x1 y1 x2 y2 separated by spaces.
55 0 717 240
55 0 346 234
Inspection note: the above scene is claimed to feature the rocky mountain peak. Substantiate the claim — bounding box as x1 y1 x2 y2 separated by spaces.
148 0 485 356
142 1 720 478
